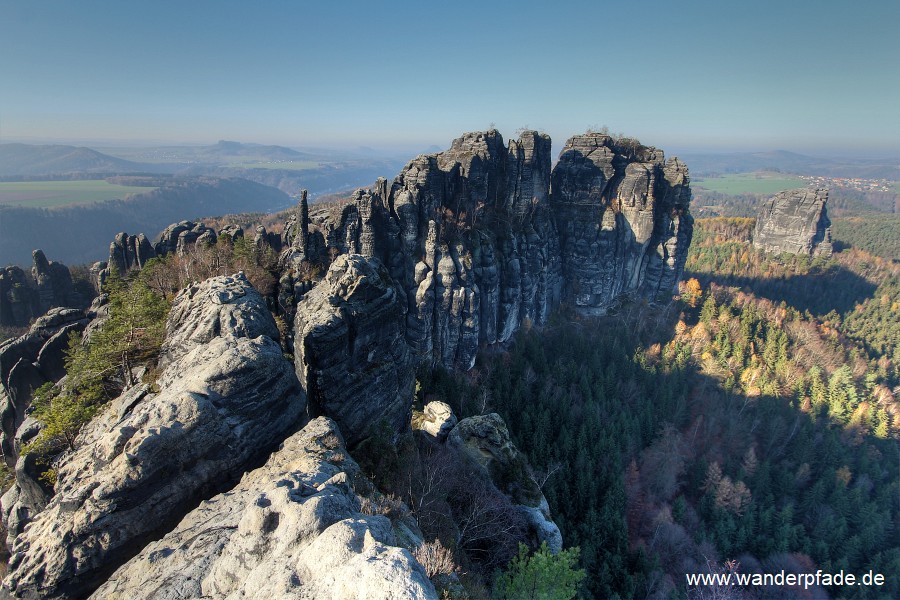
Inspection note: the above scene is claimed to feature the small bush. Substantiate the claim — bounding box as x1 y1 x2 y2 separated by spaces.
414 539 459 578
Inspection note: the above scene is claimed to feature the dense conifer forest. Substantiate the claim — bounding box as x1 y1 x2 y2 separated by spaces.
417 216 900 598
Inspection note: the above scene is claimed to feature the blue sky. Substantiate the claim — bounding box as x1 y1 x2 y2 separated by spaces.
1 0 898 155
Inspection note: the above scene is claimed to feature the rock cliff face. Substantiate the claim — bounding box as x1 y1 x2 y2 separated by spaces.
1 252 84 328
550 134 693 313
294 254 415 447
0 308 89 465
288 130 692 369
3 274 305 599
752 188 832 256
92 417 436 600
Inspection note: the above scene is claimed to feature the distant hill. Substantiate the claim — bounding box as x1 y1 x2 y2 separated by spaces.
681 150 900 180
202 140 318 161
0 177 292 266
0 144 147 177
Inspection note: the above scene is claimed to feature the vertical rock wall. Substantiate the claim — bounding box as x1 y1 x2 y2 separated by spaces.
304 130 693 369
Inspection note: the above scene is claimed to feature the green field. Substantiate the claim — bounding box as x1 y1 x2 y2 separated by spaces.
0 180 158 208
692 171 806 195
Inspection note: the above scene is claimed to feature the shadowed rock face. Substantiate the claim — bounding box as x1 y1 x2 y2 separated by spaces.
298 130 692 367
449 413 562 554
550 134 693 313
2 274 305 600
752 188 833 257
91 417 437 600
0 308 89 466
1 252 84 328
294 255 415 447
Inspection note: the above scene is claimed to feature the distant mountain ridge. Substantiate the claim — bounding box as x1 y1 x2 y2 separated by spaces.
681 149 900 180
0 144 147 176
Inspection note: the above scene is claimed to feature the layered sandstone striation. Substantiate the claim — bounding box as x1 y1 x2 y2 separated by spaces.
752 188 832 256
281 130 692 368
294 254 414 447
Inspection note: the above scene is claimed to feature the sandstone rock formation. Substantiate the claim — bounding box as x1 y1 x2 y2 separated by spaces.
0 266 39 328
1 253 83 328
294 130 692 369
92 417 437 600
449 413 563 553
154 220 218 255
550 134 693 312
0 308 89 465
752 188 833 257
31 250 80 316
2 274 306 599
294 255 414 447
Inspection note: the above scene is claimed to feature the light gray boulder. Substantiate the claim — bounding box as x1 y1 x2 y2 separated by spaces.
92 417 437 600
416 401 457 441
2 274 305 599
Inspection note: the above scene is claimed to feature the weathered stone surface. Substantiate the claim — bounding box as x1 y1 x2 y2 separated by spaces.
1 417 54 548
0 308 88 466
103 232 157 279
752 188 832 256
0 266 39 328
306 130 691 368
294 255 414 447
416 401 457 440
2 274 305 599
449 413 562 553
158 272 281 370
154 220 218 256
92 417 436 600
218 223 244 241
31 250 80 315
549 134 693 313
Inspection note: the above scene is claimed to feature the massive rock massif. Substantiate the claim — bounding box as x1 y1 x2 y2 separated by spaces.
281 130 693 369
752 188 833 257
0 129 693 598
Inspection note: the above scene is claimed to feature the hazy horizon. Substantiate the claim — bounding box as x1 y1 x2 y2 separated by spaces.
1 1 898 156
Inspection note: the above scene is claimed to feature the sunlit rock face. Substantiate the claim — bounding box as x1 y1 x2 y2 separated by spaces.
306 130 692 366
2 274 306 599
752 188 833 257
91 417 437 600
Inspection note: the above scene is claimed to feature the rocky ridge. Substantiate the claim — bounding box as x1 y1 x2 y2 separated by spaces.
752 188 833 256
279 130 693 369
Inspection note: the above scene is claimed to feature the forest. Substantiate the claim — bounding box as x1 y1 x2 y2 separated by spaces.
413 215 900 598
4 209 899 598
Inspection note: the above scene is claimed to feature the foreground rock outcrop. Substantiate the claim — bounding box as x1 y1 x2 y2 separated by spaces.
294 254 415 447
93 417 437 600
3 274 306 599
752 188 832 256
